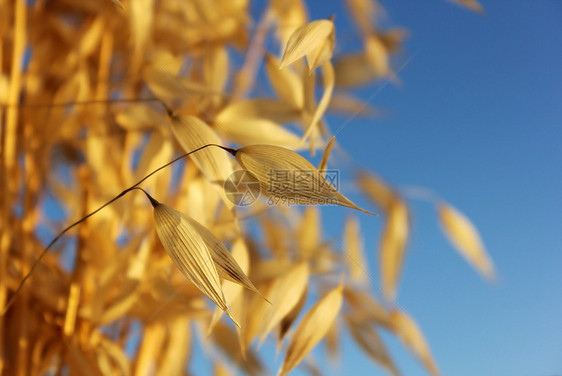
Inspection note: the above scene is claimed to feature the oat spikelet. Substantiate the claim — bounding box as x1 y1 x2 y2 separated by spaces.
390 310 440 376
380 199 409 299
343 215 369 285
278 285 343 376
438 202 495 280
170 115 233 184
152 202 238 326
280 19 335 70
346 317 400 376
304 23 335 71
214 99 303 149
186 217 266 300
259 262 309 343
265 54 304 109
233 144 374 214
358 172 397 213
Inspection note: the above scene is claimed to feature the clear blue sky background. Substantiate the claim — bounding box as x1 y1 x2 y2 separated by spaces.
191 1 561 376
291 1 562 376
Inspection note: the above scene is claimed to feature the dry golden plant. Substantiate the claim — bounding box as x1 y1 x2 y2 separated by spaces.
0 0 488 375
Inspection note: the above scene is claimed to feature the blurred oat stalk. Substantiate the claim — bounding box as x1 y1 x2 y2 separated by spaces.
0 0 487 375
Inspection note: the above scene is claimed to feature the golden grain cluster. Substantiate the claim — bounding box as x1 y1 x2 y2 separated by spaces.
0 0 488 375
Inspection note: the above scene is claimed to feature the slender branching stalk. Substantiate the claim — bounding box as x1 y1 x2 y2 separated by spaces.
2 143 235 315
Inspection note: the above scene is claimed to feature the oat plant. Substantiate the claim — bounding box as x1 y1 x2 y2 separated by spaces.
0 0 491 375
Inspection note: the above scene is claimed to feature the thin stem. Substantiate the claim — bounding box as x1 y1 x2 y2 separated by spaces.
2 143 236 315
130 143 236 188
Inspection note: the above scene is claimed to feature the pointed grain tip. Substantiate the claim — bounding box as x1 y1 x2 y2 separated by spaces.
361 208 378 216
259 291 272 305
230 309 241 328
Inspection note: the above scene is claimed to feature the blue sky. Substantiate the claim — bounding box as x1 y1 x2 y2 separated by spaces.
290 1 562 376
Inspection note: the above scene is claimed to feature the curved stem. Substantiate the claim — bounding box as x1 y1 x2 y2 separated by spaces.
2 143 236 315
